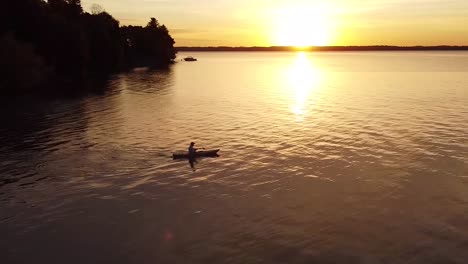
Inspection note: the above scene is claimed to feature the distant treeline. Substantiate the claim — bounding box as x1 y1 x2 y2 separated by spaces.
177 46 468 52
0 0 176 95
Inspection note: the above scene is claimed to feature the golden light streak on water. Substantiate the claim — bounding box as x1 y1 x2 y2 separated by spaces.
283 52 321 120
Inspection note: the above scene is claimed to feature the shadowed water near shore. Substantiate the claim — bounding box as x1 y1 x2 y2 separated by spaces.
1 52 468 264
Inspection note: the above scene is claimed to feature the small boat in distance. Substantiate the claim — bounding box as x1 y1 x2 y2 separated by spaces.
172 149 220 159
183 56 197 61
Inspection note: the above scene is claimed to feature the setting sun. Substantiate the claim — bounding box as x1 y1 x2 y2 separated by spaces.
271 6 333 47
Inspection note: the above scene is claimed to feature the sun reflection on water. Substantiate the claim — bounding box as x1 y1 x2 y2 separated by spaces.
284 52 320 119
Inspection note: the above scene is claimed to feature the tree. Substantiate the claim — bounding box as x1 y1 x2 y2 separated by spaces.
147 18 160 29
121 18 176 67
83 11 122 74
67 0 83 17
0 33 50 94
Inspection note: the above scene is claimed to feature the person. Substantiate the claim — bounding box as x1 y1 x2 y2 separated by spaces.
188 142 197 158
188 142 198 171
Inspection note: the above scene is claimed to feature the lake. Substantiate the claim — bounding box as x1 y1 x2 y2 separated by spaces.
1 51 468 264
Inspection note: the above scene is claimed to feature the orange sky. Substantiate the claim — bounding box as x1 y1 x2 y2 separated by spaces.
82 0 468 46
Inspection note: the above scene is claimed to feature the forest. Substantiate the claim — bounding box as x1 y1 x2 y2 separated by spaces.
0 0 177 95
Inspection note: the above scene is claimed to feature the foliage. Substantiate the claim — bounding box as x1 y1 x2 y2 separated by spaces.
1 0 177 95
0 33 51 94
121 18 176 67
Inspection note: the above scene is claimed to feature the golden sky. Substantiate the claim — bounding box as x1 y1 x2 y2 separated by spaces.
82 0 468 46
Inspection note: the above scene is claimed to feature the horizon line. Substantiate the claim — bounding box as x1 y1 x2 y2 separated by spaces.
175 45 468 51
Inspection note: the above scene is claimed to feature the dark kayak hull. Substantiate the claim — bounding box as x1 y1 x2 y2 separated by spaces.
172 149 220 159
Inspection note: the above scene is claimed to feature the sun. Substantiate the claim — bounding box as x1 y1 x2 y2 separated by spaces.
271 6 332 47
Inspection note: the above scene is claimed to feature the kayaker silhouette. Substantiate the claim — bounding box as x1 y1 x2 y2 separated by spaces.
188 142 201 171
188 142 206 157
184 142 218 171
188 142 197 158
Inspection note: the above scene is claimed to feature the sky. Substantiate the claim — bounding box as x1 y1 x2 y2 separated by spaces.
81 0 468 47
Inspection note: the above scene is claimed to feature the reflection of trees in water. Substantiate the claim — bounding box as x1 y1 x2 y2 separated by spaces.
0 68 174 155
84 68 176 151
0 76 119 188
118 67 174 94
0 68 174 188
80 75 122 96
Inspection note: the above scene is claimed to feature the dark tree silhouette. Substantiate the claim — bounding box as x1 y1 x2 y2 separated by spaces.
147 17 160 28
83 11 122 75
0 33 51 94
121 18 176 67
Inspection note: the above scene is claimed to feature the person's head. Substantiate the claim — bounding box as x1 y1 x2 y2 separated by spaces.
190 142 195 146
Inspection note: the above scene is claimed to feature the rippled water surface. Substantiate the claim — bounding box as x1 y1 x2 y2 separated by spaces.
2 52 468 264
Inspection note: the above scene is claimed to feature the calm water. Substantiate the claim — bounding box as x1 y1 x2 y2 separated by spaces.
1 51 468 264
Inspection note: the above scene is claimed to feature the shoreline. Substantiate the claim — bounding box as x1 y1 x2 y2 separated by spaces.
176 46 468 52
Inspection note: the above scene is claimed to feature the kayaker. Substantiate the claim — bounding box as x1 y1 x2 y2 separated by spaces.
188 142 197 158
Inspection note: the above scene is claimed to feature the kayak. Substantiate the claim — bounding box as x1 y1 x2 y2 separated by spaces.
172 149 220 159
